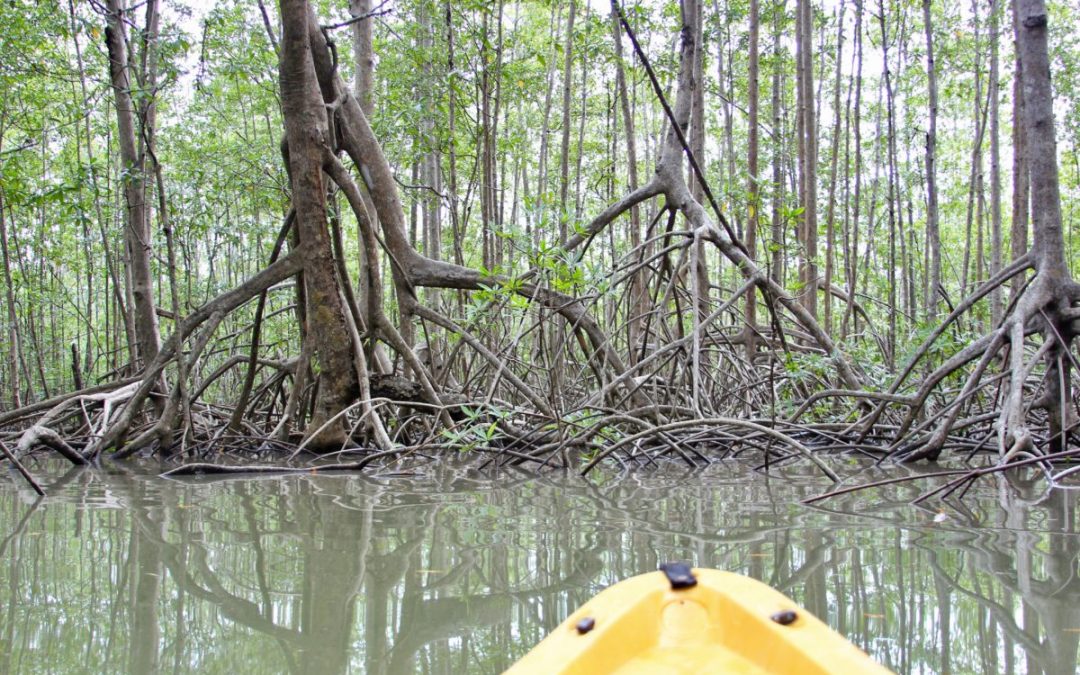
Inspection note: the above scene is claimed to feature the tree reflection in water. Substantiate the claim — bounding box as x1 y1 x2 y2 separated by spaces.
0 461 1076 674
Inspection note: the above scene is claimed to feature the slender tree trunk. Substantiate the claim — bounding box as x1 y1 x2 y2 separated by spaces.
610 0 645 362
720 10 737 245
21 224 50 398
480 9 495 269
493 0 506 269
1010 0 1029 276
409 159 419 249
445 2 463 269
922 0 941 317
490 1 505 271
67 1 100 380
906 196 917 317
573 10 588 223
847 1 864 335
350 0 375 114
0 188 21 408
690 7 706 203
989 0 1003 324
839 9 856 339
745 0 761 356
536 2 562 241
961 11 987 298
857 78 886 336
796 0 818 319
976 147 986 291
770 6 784 286
689 0 709 337
879 0 900 370
350 0 382 328
557 0 577 243
105 0 161 372
822 1 846 338
497 8 512 271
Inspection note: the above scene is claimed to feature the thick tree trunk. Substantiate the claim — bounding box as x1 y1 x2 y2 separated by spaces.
1018 1 1066 279
278 0 359 450
1008 0 1072 455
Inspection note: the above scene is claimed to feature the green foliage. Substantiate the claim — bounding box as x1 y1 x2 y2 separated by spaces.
440 403 512 452
4 0 1080 416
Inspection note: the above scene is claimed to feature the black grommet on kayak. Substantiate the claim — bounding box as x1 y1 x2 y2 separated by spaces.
575 617 595 634
771 609 798 625
659 562 698 589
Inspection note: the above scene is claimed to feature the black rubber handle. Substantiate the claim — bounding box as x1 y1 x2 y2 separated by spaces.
659 562 697 590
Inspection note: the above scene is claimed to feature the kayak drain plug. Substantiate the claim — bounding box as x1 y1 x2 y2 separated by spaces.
575 617 595 634
771 610 798 625
659 562 698 589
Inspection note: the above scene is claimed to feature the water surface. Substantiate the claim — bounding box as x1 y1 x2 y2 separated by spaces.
0 460 1076 673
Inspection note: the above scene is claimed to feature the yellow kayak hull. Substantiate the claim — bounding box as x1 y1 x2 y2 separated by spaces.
507 568 891 674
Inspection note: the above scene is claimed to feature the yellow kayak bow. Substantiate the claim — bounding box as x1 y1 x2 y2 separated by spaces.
507 564 892 674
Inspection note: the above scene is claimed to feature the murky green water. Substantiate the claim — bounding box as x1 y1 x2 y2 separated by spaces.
0 459 1076 674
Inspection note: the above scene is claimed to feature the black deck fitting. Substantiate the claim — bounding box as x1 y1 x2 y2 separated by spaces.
659 562 698 589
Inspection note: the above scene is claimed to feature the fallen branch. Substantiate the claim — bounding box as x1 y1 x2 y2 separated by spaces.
0 439 45 495
15 425 88 465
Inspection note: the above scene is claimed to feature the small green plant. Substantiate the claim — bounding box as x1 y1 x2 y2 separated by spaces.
439 404 512 452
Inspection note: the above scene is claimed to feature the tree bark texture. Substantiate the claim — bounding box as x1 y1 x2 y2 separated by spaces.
279 0 360 449
105 0 161 372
